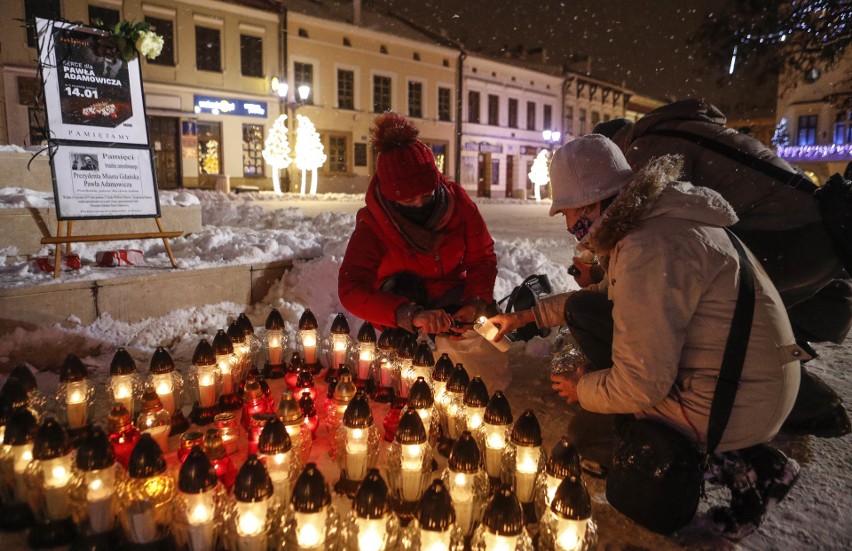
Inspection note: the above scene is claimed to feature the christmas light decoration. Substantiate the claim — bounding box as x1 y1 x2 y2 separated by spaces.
188 339 222 426
175 446 221 551
778 143 852 162
116 434 176 546
262 114 293 194
146 347 189 435
529 149 551 201
108 348 141 417
213 329 241 410
294 114 327 195
442 431 488 537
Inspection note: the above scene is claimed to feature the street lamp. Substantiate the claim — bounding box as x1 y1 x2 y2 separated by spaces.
269 77 312 193
542 129 562 146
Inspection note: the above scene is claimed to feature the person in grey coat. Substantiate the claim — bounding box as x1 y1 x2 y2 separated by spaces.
489 135 802 538
594 99 850 438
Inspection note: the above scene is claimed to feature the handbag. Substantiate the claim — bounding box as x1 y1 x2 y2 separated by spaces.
605 230 756 534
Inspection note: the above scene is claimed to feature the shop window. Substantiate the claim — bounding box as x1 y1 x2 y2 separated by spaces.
834 111 851 145
327 135 348 173
197 122 222 175
373 75 392 113
430 143 447 174
145 17 174 66
338 69 354 110
88 5 120 28
797 114 817 146
508 98 518 128
196 26 221 72
294 62 314 104
526 101 536 130
242 124 264 177
438 87 451 122
240 35 263 78
25 0 60 47
408 81 423 118
468 91 480 123
488 94 499 126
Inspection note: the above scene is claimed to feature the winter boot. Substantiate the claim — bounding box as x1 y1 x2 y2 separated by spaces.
708 445 800 540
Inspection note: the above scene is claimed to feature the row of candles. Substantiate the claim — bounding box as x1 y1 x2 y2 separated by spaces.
0 308 596 550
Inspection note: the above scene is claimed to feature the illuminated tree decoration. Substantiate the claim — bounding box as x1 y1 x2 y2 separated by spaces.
200 139 219 175
528 150 551 202
294 114 327 196
262 115 293 195
772 117 791 148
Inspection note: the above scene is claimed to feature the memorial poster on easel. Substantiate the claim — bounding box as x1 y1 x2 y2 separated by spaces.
36 17 160 220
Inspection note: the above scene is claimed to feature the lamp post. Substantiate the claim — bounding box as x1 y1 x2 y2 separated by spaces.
269 77 311 193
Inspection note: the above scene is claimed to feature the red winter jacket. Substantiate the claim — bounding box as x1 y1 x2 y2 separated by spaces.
338 178 497 328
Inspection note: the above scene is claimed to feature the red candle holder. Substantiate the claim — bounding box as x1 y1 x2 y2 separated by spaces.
203 428 237 489
284 352 303 391
241 380 273 433
382 398 406 442
107 403 139 469
178 430 204 463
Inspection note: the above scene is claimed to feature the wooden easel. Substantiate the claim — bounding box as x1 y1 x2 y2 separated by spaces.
41 218 182 279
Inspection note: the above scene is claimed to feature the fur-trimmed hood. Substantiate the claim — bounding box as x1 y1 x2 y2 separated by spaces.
585 155 738 257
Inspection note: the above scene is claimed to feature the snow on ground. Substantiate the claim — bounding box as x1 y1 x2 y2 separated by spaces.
0 189 849 549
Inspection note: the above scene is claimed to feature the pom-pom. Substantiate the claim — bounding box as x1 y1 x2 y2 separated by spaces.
371 112 419 153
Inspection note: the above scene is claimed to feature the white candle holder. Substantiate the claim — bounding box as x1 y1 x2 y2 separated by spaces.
340 469 400 551
146 347 189 435
69 427 120 538
470 484 535 551
108 348 141 418
478 391 513 480
284 463 341 551
441 431 489 537
174 446 224 551
188 339 223 426
501 410 544 523
297 309 322 373
226 455 276 551
387 409 433 513
538 475 597 551
401 480 465 551
116 434 176 545
334 392 380 497
55 355 95 434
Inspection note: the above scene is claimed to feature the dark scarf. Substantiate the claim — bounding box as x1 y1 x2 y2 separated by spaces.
376 180 455 254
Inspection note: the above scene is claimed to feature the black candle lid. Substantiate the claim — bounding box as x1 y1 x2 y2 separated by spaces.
342 392 373 429
296 368 314 388
192 339 216 366
357 321 377 343
432 353 454 382
353 468 390 518
377 329 397 351
60 354 88 382
179 446 218 493
482 483 524 536
446 364 470 393
110 347 137 375
33 417 71 460
395 408 427 445
463 377 489 408
484 391 513 425
265 308 285 331
396 334 418 360
75 426 115 471
511 409 542 447
4 408 37 445
0 397 12 427
551 474 592 520
128 433 167 478
413 342 434 367
546 437 582 479
227 319 246 344
416 480 456 530
330 313 350 335
213 329 234 355
298 309 318 331
258 417 292 454
0 378 28 410
9 364 37 394
448 431 482 473
298 393 317 417
234 454 273 502
237 313 255 336
291 462 331 512
149 347 176 374
408 377 434 409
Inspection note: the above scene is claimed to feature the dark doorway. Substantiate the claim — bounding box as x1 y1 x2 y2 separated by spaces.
505 155 515 198
477 153 491 198
147 116 181 189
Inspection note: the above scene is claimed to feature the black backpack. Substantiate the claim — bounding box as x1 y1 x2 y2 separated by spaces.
499 274 552 341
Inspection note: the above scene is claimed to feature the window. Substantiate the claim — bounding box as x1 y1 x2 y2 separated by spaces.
25 0 60 48
526 101 536 130
197 122 222 175
294 62 314 104
338 69 354 110
543 105 553 130
242 124 264 177
240 35 263 77
408 81 423 118
373 75 392 113
196 26 221 72
438 87 452 122
834 111 851 145
413 52 421 61
591 111 601 127
797 114 817 146
327 135 348 173
565 106 574 136
298 28 308 38
491 159 500 186
343 37 351 47
145 17 174 66
488 94 499 126
508 98 518 128
88 5 120 28
354 143 368 167
579 108 587 135
468 91 480 123
380 45 388 54
28 107 47 145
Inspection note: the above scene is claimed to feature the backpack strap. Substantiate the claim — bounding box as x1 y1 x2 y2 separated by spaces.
705 229 756 455
643 128 817 194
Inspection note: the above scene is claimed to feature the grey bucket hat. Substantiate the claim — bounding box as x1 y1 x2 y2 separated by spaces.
548 134 634 216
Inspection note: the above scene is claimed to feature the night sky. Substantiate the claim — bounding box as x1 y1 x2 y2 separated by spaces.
372 0 777 118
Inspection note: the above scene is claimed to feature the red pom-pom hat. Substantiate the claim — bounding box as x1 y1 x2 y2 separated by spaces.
371 112 440 201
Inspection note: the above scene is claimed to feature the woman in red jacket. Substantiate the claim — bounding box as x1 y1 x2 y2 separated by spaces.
338 112 497 335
